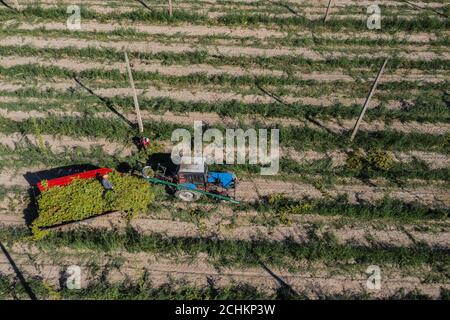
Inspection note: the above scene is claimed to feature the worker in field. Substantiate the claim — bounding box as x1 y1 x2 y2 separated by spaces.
101 174 114 194
139 136 151 149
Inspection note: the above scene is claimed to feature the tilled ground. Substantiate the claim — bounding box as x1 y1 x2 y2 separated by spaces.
0 0 449 299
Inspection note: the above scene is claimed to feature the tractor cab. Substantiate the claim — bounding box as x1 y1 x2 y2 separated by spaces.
177 157 208 189
175 157 237 202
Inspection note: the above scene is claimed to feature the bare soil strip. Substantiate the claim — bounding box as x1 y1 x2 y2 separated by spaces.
2 36 448 61
0 80 408 109
8 21 442 43
1 56 448 83
3 210 449 248
237 178 450 207
2 105 449 135
0 132 134 156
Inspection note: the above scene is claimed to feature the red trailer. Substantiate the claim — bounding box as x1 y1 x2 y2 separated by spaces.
36 168 113 192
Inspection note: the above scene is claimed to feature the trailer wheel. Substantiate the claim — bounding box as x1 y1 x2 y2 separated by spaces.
142 166 154 179
175 190 201 202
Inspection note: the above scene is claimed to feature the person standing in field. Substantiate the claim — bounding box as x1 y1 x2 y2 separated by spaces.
101 174 114 196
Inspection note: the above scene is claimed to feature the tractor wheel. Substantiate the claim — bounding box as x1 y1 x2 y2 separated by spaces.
141 166 154 179
175 190 201 202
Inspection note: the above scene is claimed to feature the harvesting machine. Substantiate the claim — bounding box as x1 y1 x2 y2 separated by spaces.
34 156 238 204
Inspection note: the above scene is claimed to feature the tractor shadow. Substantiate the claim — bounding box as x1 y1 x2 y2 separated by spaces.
22 164 101 226
145 152 178 176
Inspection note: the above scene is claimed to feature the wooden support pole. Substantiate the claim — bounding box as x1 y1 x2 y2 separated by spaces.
350 58 388 142
323 0 333 23
124 51 144 134
168 0 173 17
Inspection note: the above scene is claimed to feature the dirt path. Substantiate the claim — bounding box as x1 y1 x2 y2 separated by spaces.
16 0 449 9
2 55 448 83
12 1 446 22
8 20 442 43
0 132 134 156
2 107 449 135
2 36 448 61
0 80 407 109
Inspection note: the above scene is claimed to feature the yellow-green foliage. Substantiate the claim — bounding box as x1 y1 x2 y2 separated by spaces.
367 148 394 171
345 149 365 171
267 193 284 205
32 172 154 238
266 194 313 226
346 148 394 172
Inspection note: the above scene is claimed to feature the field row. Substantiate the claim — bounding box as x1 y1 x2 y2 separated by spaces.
4 20 447 44
0 225 448 299
2 35 448 61
2 2 448 28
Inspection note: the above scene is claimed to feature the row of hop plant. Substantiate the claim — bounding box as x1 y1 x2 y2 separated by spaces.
1 5 448 31
246 193 449 225
1 64 449 100
346 148 394 172
1 116 448 154
0 45 447 73
32 172 155 239
1 273 448 300
1 23 448 50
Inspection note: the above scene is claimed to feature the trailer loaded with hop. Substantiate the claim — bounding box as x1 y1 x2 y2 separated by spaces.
31 153 238 237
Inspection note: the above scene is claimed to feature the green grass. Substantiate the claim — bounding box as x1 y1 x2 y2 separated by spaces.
1 6 448 32
1 63 448 104
1 89 448 124
1 116 448 153
0 45 448 73
0 274 273 300
1 273 447 300
0 226 449 271
238 194 449 223
1 21 448 49
278 157 450 183
215 156 450 184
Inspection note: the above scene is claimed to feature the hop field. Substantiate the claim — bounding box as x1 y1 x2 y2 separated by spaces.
0 0 449 300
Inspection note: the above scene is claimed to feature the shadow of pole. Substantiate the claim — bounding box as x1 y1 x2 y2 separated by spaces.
0 241 38 300
0 0 18 11
259 261 299 299
73 77 137 129
135 0 153 11
254 81 336 135
268 0 311 20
